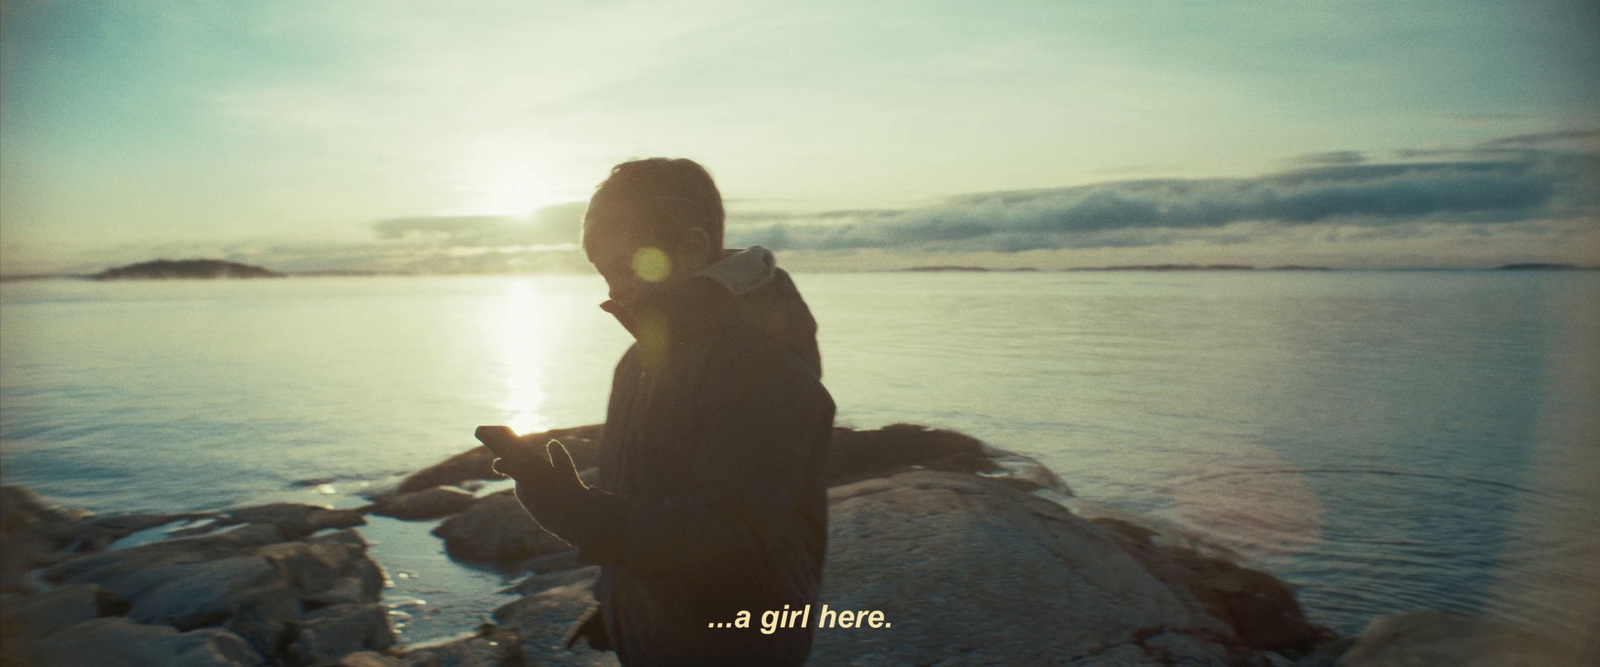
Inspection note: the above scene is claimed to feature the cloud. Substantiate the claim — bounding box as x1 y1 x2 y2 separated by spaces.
1290 150 1368 166
1481 129 1600 147
1441 113 1530 126
29 135 1595 276
727 149 1599 254
370 202 587 249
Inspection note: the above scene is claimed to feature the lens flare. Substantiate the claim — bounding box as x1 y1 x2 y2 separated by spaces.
632 247 671 283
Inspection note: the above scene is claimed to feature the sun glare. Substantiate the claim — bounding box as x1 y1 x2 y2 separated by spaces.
498 281 553 435
470 166 555 216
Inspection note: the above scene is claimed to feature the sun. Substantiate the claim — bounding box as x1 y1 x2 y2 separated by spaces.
469 165 556 217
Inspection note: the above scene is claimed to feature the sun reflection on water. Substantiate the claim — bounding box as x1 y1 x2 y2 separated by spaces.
498 280 552 435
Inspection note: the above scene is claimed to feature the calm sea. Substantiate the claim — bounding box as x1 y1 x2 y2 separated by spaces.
2 271 1596 642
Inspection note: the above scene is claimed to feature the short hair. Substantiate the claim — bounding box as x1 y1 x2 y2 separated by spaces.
585 158 725 258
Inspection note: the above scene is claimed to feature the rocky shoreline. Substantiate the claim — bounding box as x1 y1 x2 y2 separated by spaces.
0 424 1579 666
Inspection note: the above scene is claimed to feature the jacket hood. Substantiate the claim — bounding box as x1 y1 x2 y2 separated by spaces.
699 245 822 379
600 245 823 379
697 245 778 296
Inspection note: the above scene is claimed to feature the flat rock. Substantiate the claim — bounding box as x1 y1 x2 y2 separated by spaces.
40 523 287 597
289 602 395 666
17 616 265 667
1337 610 1588 666
806 470 1270 665
209 503 367 539
0 583 121 640
430 491 572 566
123 556 285 629
492 577 616 666
370 487 478 521
258 529 386 605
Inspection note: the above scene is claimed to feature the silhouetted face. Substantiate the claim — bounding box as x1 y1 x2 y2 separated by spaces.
582 204 710 311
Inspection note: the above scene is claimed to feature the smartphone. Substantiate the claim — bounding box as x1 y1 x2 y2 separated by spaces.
475 425 527 460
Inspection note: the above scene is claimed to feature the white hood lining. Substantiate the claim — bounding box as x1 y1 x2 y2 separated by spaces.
696 245 777 296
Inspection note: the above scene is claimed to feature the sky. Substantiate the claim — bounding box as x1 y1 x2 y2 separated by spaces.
1 0 1597 275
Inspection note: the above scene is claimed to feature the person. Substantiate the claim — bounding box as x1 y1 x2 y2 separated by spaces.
486 158 836 665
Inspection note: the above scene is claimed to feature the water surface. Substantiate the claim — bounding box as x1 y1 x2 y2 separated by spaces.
3 271 1596 641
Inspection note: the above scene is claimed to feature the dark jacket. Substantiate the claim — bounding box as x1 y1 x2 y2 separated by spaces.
556 246 835 666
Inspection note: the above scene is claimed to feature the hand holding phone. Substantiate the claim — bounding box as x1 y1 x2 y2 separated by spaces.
476 425 530 459
476 425 543 480
473 425 588 539
475 425 581 489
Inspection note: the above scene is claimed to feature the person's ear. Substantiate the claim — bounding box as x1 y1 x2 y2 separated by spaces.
677 227 712 273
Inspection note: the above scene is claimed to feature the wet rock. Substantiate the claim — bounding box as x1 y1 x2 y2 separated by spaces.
95 514 227 552
492 577 614 666
289 603 395 666
211 503 367 539
396 425 605 495
0 486 94 537
18 616 264 667
259 529 385 606
370 487 478 521
1337 610 1587 666
400 625 530 667
0 486 102 591
824 423 1004 485
430 491 572 566
38 524 390 664
983 444 1075 496
1092 517 1322 652
90 512 216 535
123 556 285 629
337 652 406 667
40 523 287 597
0 583 122 639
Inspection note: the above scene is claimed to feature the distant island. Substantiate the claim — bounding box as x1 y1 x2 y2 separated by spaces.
93 259 285 280
1494 263 1595 271
893 264 1335 272
1067 264 1331 271
899 266 1039 272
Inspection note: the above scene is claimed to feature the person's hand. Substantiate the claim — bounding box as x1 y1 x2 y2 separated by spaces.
475 426 587 536
476 426 584 493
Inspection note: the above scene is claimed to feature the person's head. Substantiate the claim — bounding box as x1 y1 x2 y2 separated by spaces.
582 158 726 310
